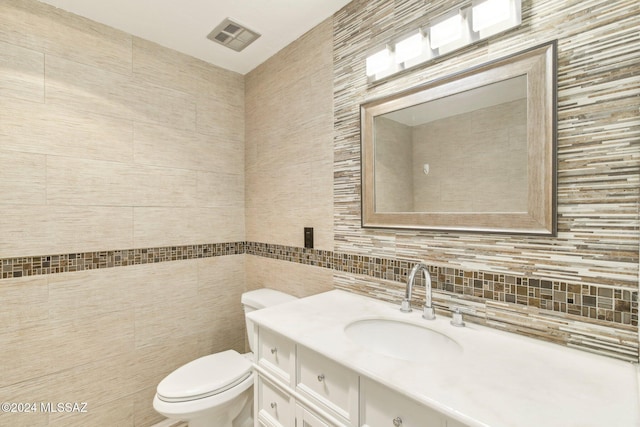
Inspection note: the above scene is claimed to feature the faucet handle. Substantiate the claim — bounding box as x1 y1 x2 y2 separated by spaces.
450 306 474 327
400 299 412 313
422 305 436 320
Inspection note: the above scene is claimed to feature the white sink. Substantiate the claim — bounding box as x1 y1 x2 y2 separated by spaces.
344 318 462 362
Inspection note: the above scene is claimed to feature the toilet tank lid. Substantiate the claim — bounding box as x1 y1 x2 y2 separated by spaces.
241 288 297 309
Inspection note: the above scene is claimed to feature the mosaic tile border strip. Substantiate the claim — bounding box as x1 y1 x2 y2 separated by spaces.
0 242 244 279
1 242 637 327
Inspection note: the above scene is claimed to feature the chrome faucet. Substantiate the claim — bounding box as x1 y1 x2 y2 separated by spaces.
400 262 436 320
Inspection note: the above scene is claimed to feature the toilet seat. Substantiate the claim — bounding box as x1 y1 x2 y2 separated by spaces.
157 350 252 403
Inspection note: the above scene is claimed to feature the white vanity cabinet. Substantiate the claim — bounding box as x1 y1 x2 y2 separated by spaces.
249 290 640 427
253 325 466 427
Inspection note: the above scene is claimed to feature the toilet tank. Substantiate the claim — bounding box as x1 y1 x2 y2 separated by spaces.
241 288 297 353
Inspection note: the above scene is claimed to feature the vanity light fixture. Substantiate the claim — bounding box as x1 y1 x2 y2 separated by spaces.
429 11 463 50
472 0 522 38
365 0 521 83
394 31 425 65
472 0 510 30
365 46 394 79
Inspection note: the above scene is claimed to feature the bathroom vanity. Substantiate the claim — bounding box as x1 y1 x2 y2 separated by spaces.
247 290 640 427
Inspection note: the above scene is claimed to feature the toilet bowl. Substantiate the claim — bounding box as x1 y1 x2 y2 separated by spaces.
153 288 297 427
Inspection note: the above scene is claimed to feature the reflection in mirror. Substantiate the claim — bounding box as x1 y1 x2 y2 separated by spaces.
361 41 556 235
374 76 528 214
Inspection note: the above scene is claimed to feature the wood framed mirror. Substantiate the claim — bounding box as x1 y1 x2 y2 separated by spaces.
361 41 557 235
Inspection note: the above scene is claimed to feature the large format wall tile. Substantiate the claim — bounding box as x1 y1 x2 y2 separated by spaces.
45 55 196 131
196 256 247 350
0 309 135 388
0 276 48 334
133 207 245 248
0 205 134 258
0 40 43 102
46 352 139 419
133 122 243 174
46 156 198 207
0 377 50 427
0 0 132 74
245 255 334 298
47 260 198 323
195 95 245 142
134 294 204 348
132 36 243 100
197 171 245 208
245 18 334 250
0 150 46 205
0 98 133 163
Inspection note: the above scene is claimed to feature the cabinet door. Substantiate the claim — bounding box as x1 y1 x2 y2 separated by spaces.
360 377 445 427
296 405 331 427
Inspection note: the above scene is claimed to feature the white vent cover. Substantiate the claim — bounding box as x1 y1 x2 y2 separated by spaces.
207 18 261 52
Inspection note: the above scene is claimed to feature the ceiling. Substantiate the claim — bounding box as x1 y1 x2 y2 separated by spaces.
37 0 352 75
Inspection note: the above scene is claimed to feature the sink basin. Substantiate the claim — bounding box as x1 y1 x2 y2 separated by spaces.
344 318 462 362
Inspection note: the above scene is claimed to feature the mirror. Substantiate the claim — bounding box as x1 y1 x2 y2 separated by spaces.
361 42 556 235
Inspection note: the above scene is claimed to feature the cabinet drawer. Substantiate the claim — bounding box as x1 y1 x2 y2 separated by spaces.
360 377 447 427
257 375 294 427
296 346 359 425
258 327 295 386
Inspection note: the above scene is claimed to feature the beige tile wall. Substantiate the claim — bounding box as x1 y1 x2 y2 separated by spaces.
0 257 247 427
245 18 335 252
243 18 335 300
0 1 246 426
245 255 334 298
0 0 245 258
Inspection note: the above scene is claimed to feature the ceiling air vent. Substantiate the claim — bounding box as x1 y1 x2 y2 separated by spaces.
207 18 261 52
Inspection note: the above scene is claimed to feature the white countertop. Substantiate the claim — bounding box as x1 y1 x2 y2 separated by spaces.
247 289 640 427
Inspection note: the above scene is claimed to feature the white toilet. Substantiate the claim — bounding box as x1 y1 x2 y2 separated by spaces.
153 288 298 427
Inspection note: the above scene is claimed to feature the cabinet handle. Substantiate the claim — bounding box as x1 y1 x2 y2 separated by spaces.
270 347 277 355
317 373 325 382
393 417 403 427
270 402 277 409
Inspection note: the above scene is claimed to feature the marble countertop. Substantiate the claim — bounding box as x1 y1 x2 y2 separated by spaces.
247 289 640 427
